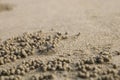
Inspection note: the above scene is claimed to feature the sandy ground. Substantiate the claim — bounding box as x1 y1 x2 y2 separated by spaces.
0 0 120 80
0 0 120 52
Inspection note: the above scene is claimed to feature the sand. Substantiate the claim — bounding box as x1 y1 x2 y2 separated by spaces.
0 0 120 80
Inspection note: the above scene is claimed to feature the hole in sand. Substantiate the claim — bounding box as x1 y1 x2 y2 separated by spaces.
0 3 13 12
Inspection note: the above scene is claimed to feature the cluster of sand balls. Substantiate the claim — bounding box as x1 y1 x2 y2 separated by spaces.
76 51 120 80
0 75 22 80
31 74 55 80
0 30 120 80
0 58 71 76
30 58 71 80
84 51 112 65
40 58 71 72
0 59 43 76
0 31 68 65
0 50 120 80
0 58 70 80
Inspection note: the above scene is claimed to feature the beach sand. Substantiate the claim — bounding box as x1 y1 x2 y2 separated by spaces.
0 0 120 80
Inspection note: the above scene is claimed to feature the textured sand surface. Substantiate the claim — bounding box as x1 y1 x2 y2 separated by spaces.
0 0 120 80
